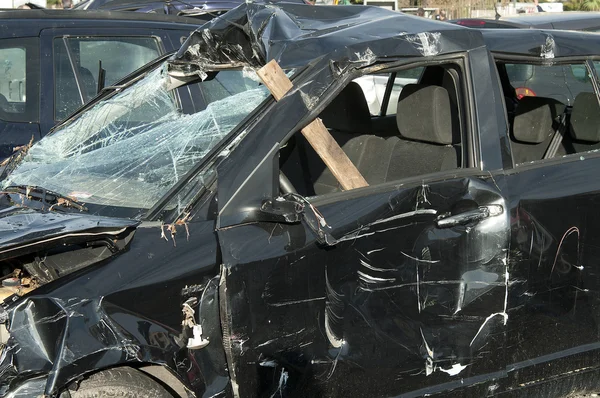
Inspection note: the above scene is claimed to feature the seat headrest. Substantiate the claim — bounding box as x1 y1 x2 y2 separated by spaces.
513 96 565 144
320 82 371 134
396 84 453 145
570 92 600 143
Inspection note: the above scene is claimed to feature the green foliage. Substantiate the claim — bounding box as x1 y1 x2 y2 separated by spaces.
564 0 585 10
564 0 600 10
583 0 600 10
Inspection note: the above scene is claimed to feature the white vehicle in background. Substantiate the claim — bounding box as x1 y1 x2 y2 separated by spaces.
354 68 422 115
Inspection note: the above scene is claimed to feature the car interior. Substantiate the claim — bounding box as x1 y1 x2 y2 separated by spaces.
497 61 600 166
280 59 600 195
280 63 464 197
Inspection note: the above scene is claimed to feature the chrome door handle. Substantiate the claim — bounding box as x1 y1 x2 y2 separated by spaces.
435 205 503 228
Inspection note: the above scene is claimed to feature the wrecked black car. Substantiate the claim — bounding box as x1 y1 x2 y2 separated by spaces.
2 3 600 397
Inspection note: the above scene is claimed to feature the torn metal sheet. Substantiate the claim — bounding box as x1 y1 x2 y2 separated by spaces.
0 220 230 397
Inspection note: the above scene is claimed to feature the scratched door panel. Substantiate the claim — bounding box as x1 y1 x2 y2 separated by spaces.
503 155 600 389
217 173 511 397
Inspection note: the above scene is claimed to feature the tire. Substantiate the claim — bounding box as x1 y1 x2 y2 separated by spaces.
70 367 173 398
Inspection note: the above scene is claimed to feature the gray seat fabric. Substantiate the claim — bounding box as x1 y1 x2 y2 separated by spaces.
312 132 400 195
510 96 565 165
320 82 371 134
388 84 459 181
283 79 462 195
310 82 399 195
568 92 600 153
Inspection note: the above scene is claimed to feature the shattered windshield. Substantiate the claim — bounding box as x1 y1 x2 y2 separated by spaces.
5 62 269 213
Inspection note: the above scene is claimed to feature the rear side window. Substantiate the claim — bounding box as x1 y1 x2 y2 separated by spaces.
498 61 600 166
504 63 591 104
0 38 40 123
54 37 161 121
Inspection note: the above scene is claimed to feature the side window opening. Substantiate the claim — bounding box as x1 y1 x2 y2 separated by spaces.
280 62 464 197
498 60 600 166
0 38 39 123
54 37 161 121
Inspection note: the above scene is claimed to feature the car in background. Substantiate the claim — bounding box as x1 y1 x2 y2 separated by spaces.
451 11 600 30
74 0 311 15
0 10 202 159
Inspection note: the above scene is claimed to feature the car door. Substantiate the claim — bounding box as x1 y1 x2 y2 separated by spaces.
214 55 513 397
39 27 170 135
498 57 600 392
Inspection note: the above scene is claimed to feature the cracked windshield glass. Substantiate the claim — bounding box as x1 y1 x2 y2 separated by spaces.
4 62 269 213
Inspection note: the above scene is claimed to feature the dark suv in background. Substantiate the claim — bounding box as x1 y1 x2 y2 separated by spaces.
0 10 201 159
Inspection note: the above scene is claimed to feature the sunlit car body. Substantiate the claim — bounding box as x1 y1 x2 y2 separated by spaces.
1 4 600 398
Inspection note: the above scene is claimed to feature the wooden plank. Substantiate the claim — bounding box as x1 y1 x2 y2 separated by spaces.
257 60 368 191
256 60 293 101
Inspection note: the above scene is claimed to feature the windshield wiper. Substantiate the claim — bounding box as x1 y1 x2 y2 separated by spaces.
2 185 88 213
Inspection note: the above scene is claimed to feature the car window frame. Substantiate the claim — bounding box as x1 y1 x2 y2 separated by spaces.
0 37 40 124
51 33 165 122
492 54 600 170
279 54 476 203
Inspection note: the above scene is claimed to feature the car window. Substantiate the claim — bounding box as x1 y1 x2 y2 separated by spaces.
7 65 267 213
0 38 39 123
353 67 423 116
504 63 591 104
54 37 161 121
281 63 464 197
498 61 600 166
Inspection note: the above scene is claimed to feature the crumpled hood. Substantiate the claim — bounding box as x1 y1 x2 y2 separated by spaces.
0 206 138 261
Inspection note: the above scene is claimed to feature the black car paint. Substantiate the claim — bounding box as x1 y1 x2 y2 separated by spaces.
2 218 228 397
2 4 600 397
0 10 201 159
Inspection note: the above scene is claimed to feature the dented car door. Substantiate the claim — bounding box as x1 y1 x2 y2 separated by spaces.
217 173 510 397
214 47 513 395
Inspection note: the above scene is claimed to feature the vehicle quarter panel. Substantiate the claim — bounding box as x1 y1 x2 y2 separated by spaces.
503 155 600 389
0 221 229 397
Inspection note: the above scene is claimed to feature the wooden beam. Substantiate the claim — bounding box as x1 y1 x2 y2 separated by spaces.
257 60 369 191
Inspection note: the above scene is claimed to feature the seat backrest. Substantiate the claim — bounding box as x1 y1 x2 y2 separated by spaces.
294 82 397 195
510 96 565 164
320 82 371 134
568 92 600 153
388 84 459 181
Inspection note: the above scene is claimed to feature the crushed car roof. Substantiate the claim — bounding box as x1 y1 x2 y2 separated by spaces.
480 28 600 57
174 3 486 69
174 4 600 71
